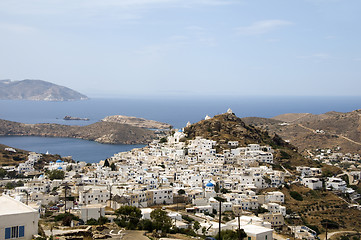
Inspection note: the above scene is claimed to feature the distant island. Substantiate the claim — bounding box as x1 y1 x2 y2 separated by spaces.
0 79 88 101
63 116 89 121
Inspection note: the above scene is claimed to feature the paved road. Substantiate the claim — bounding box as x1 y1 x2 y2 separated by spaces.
273 232 289 240
319 231 357 240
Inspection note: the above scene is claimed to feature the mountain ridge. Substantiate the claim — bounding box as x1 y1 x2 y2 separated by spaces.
242 109 361 155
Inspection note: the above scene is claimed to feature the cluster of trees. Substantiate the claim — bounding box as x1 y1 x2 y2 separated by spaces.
46 169 65 180
290 191 303 201
5 180 24 189
86 216 109 226
114 206 246 240
114 206 172 233
103 159 117 171
53 213 79 226
0 168 24 179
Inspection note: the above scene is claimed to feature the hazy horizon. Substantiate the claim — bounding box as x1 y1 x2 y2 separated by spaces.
1 0 360 98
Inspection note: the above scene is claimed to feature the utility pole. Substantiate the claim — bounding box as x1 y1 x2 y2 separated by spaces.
215 196 224 240
63 183 70 213
219 199 222 240
64 185 67 213
24 190 29 205
238 214 241 240
325 222 328 240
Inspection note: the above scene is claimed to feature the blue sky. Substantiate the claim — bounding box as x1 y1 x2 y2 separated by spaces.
0 0 360 98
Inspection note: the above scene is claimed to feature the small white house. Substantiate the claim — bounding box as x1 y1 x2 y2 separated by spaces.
80 204 105 221
301 178 322 190
326 177 347 192
0 194 39 240
242 224 273 240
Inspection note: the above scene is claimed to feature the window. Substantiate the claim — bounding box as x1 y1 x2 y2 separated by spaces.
5 226 24 239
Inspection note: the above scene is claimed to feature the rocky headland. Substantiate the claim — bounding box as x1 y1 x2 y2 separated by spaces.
0 119 156 144
102 115 172 129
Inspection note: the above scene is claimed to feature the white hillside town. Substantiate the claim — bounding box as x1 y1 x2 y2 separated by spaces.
0 109 360 240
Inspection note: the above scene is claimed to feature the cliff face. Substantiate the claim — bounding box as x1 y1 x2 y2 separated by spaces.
0 119 156 144
0 79 88 101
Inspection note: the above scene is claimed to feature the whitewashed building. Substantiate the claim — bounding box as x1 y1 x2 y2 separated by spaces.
0 194 39 240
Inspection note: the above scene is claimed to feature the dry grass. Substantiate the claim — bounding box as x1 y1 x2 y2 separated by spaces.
279 184 361 232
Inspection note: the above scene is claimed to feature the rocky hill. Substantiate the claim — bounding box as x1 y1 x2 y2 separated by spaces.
242 109 361 155
102 115 172 129
184 113 316 168
0 79 88 101
0 119 156 144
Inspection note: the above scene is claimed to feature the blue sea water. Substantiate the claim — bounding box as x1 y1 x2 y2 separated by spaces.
0 136 144 163
1 96 361 163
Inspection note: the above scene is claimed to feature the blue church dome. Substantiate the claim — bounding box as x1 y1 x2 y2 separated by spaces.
206 182 214 187
57 166 63 170
56 159 62 163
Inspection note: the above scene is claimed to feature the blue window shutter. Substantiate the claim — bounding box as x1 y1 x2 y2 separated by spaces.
19 226 25 237
5 227 11 239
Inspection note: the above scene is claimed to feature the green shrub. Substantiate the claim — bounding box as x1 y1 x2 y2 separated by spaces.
280 150 291 159
86 218 98 225
321 219 339 229
290 191 303 201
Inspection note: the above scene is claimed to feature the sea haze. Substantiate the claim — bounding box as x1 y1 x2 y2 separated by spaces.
1 96 361 163
1 96 361 128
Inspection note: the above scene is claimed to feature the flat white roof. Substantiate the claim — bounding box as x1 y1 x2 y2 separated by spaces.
242 225 273 235
0 194 37 216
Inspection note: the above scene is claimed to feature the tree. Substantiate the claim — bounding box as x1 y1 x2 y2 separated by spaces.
115 206 142 230
0 168 6 178
215 230 244 240
321 219 339 229
290 191 303 201
263 176 272 185
215 182 220 193
47 170 65 180
221 188 230 194
138 219 153 232
54 213 79 226
110 163 117 171
7 170 17 179
86 218 98 225
103 159 110 167
150 209 172 233
202 226 207 236
193 221 201 232
66 165 73 171
178 189 186 195
98 216 109 225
